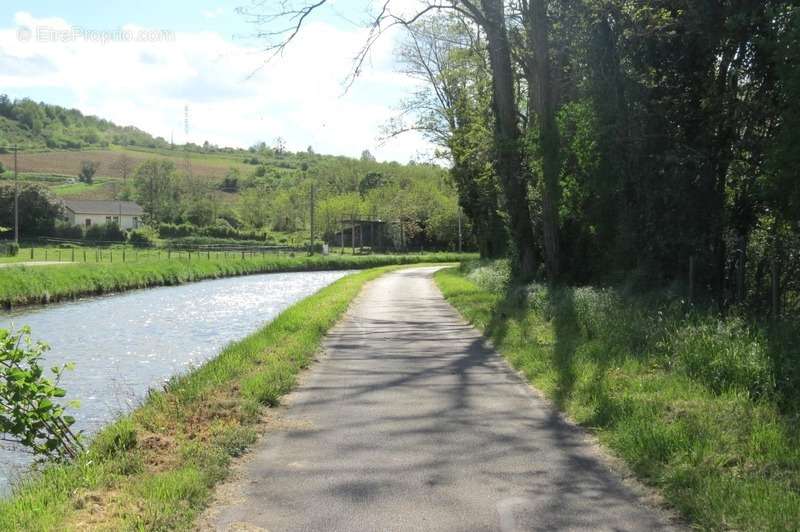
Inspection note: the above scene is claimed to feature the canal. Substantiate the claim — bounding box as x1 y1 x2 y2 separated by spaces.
0 270 353 492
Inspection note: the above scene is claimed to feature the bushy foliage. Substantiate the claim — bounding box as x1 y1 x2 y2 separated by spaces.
128 226 157 247
157 222 195 239
0 327 82 461
0 183 61 237
465 259 511 294
84 223 125 243
78 160 98 184
0 241 18 256
158 221 267 242
0 94 168 150
50 221 84 240
461 261 792 402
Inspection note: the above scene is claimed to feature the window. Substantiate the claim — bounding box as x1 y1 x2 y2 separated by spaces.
106 216 112 223
85 219 92 227
113 216 119 223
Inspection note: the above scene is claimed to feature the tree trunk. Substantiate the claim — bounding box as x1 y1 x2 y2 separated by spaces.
480 0 537 279
528 0 561 281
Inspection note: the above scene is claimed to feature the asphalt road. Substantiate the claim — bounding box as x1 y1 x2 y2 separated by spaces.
204 267 677 531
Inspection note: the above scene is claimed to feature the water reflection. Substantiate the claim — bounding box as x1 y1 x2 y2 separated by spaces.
0 270 352 492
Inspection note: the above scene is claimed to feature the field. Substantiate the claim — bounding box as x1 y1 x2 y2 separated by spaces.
0 146 249 181
0 147 254 201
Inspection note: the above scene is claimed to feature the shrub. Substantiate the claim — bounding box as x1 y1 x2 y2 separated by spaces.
0 241 19 256
85 223 125 243
128 226 157 247
0 327 83 461
157 222 196 238
51 221 84 240
79 160 99 184
465 259 511 294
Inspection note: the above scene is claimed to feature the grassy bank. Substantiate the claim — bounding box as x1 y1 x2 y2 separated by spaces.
0 264 412 530
435 263 800 530
0 253 473 308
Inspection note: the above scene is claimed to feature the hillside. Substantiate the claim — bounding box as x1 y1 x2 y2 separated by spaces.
0 95 171 151
0 96 464 249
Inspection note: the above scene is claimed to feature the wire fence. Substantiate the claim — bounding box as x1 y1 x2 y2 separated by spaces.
2 238 299 264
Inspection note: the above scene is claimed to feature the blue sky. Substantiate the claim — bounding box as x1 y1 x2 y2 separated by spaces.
0 1 431 161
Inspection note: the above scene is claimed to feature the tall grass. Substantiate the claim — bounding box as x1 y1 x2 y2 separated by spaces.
0 264 409 530
437 261 800 530
0 252 472 308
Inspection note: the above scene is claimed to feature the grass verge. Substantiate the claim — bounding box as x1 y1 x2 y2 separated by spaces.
0 252 474 308
0 264 413 530
435 264 800 531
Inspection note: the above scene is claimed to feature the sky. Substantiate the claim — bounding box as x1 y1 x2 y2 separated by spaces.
0 1 432 162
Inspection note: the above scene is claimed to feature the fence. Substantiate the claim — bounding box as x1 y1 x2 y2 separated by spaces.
13 238 297 264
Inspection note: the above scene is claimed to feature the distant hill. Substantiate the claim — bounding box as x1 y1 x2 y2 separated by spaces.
0 95 172 151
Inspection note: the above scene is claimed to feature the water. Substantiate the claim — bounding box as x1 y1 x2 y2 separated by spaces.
0 270 353 493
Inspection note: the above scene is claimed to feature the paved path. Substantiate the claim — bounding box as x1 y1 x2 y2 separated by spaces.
204 267 677 531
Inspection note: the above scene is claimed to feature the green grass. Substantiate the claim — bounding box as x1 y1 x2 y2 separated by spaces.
435 263 800 531
0 264 415 530
50 177 113 197
0 252 474 308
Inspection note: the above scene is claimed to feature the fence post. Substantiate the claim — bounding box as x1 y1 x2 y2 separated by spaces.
30 244 34 260
44 248 48 261
83 249 87 262
71 248 75 262
123 247 126 262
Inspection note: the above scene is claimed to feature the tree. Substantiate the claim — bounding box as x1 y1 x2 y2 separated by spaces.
0 183 62 236
110 154 134 181
360 149 377 162
359 172 387 195
133 159 179 224
79 160 99 184
522 0 561 279
241 0 540 278
238 187 272 228
391 14 508 258
274 137 287 155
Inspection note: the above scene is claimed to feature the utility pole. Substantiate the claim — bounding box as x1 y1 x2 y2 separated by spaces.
13 145 19 244
309 184 315 254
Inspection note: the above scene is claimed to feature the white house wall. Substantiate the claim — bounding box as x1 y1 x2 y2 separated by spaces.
68 212 139 230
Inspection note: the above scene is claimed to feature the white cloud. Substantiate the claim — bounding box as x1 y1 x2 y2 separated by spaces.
201 7 225 19
0 11 431 162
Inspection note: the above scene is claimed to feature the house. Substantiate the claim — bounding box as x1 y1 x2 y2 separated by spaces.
61 200 144 230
